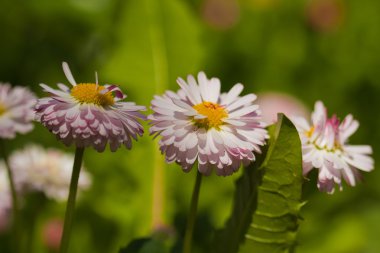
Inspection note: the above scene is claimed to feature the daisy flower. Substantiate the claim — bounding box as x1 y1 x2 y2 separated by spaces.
35 62 146 152
149 72 268 176
10 145 91 201
0 83 36 139
293 101 374 193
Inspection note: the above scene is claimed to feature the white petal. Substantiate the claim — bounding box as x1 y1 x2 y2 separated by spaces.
344 145 372 155
222 83 243 105
226 94 257 112
207 78 221 103
62 62 77 86
228 105 259 118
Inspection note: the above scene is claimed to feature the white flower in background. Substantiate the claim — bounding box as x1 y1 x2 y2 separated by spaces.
0 83 36 139
10 145 91 201
293 101 374 193
35 62 146 152
0 168 11 213
149 72 268 176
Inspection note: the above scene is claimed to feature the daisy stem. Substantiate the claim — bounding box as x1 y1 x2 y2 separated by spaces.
183 171 203 253
59 147 85 253
0 139 20 253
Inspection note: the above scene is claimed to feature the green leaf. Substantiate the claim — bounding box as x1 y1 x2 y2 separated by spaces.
103 0 204 101
213 114 303 253
119 237 169 253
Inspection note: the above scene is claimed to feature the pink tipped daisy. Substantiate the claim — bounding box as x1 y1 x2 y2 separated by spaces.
293 101 374 194
0 83 36 139
148 72 268 176
35 62 146 152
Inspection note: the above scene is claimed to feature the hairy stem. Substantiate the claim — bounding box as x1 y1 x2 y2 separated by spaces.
183 171 203 253
59 147 85 253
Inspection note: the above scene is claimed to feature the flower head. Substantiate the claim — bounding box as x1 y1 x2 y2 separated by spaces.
0 83 36 139
9 145 91 201
293 101 374 193
35 62 146 152
149 72 268 176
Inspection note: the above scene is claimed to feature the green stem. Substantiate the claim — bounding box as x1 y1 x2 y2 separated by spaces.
0 139 20 253
183 171 203 253
59 147 85 253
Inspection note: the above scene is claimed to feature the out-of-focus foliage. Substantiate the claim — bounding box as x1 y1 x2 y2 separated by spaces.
1 0 379 252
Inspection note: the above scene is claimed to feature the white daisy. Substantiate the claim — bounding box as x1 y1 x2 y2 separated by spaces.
149 72 268 176
0 83 36 139
9 145 91 201
293 101 374 193
35 62 146 152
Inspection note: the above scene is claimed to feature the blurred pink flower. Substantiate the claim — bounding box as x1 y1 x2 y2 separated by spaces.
255 92 309 125
0 83 36 139
201 0 240 30
0 210 10 234
293 101 374 193
306 0 345 33
42 218 63 251
149 72 268 176
35 62 146 152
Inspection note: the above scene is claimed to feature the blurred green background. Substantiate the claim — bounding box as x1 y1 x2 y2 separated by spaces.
1 0 379 252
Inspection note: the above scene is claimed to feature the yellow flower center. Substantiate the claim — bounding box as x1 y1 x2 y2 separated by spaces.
306 126 315 138
0 103 7 116
192 101 228 129
71 83 114 107
0 103 6 116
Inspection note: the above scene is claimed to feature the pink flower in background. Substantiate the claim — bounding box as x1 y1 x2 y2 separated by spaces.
0 83 36 139
201 0 240 30
293 101 374 193
255 92 309 125
35 62 146 152
306 0 345 33
149 72 268 176
42 218 63 251
9 145 91 201
0 210 10 234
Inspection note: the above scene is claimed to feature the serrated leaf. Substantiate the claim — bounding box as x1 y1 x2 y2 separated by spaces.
213 114 303 253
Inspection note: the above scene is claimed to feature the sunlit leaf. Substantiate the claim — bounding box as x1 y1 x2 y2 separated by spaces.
213 114 303 253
